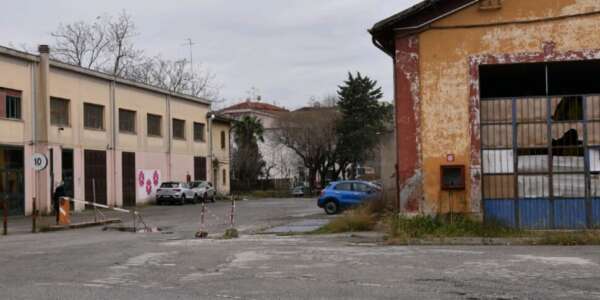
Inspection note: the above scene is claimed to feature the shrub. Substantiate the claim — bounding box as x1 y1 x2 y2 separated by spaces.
316 207 378 234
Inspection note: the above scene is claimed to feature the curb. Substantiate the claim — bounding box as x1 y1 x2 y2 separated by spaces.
40 219 122 232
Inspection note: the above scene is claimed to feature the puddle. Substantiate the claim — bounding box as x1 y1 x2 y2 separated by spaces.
264 219 329 234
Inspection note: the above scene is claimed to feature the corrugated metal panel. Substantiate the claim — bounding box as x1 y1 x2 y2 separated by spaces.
483 199 516 227
554 199 587 229
519 199 551 229
592 198 600 228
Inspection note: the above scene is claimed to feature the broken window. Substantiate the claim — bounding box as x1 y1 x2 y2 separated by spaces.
547 60 600 95
480 63 546 99
553 96 583 121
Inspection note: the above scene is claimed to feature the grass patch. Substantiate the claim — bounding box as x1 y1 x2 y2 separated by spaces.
315 208 377 234
536 231 600 246
388 214 523 240
237 190 293 199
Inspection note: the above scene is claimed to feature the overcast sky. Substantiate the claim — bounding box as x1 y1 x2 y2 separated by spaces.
1 0 420 109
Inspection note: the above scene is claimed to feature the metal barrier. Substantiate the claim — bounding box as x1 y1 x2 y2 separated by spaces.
196 197 237 238
60 197 152 232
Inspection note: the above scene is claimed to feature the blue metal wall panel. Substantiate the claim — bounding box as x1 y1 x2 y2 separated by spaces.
519 199 551 230
592 198 600 229
483 200 516 228
554 199 587 229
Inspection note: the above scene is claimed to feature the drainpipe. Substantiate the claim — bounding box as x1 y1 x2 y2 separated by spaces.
166 95 172 180
110 80 117 207
208 113 216 188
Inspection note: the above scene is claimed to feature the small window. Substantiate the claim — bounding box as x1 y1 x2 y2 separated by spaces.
220 131 226 149
173 119 186 140
119 109 136 133
5 95 21 119
147 114 162 137
194 122 206 142
335 182 352 191
50 97 69 126
84 103 104 130
222 169 227 185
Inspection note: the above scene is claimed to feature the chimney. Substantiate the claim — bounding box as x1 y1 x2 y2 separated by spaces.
34 45 51 214
36 45 50 143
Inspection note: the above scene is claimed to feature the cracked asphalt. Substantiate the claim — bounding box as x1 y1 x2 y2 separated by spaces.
1 198 600 300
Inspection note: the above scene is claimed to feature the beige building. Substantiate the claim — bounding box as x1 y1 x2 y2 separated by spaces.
0 44 230 216
220 100 303 185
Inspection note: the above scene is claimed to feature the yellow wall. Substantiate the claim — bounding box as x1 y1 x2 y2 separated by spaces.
170 97 210 155
212 121 230 194
0 55 32 144
48 68 112 150
417 0 600 213
115 85 168 153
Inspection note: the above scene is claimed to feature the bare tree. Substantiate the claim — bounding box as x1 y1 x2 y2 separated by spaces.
104 12 142 76
49 11 218 99
51 20 110 69
124 56 218 99
273 107 340 190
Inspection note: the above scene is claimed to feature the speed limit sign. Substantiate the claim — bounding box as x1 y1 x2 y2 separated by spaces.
32 153 48 171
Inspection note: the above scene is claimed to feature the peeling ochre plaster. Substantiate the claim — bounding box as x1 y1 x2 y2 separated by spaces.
413 0 600 215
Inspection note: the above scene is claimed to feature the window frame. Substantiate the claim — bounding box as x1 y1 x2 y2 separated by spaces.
220 130 226 149
83 102 105 130
147 113 163 137
5 95 21 120
50 97 70 126
172 118 186 140
118 108 137 134
193 122 206 142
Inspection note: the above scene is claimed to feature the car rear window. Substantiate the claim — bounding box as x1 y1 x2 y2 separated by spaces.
160 182 180 188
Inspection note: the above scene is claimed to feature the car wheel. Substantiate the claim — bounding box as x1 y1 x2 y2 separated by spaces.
324 200 339 215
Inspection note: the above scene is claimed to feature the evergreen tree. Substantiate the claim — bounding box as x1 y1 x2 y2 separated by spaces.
336 72 387 179
231 116 266 190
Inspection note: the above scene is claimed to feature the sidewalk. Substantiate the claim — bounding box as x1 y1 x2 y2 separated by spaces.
2 209 129 236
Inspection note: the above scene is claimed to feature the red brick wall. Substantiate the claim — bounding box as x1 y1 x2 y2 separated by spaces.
394 34 423 213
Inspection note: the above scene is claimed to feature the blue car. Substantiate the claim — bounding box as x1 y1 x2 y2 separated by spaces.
317 181 380 215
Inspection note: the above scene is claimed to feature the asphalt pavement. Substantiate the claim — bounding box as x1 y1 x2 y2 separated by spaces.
0 198 599 300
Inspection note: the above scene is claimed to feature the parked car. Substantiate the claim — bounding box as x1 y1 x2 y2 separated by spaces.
290 185 307 197
317 180 381 215
156 182 198 205
190 181 216 202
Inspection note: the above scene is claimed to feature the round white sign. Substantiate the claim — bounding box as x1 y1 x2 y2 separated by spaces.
32 153 48 171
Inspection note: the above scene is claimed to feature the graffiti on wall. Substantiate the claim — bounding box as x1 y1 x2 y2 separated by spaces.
136 169 162 202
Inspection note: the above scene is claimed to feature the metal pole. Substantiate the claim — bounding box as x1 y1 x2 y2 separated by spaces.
32 197 37 233
230 196 235 228
132 210 137 232
201 202 206 229
92 179 97 223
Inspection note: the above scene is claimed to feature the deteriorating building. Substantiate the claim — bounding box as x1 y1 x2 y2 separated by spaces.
370 0 600 229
